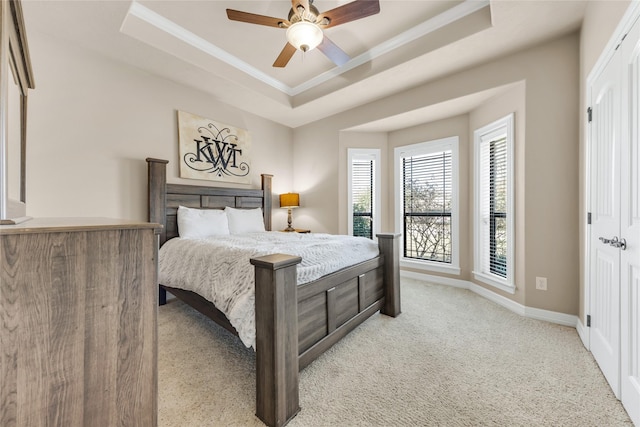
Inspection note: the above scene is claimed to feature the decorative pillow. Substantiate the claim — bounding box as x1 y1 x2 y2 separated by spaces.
224 206 266 234
177 205 230 238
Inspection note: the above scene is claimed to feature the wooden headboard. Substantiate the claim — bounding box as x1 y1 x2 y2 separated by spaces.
146 158 273 245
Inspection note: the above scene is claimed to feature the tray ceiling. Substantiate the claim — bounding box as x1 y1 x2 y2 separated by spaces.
21 0 587 129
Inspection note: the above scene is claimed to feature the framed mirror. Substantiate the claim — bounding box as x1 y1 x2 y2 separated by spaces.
1 0 34 224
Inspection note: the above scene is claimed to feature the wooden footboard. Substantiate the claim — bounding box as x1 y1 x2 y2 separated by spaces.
250 233 400 427
146 158 400 427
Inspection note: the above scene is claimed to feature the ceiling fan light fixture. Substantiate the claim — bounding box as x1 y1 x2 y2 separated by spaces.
286 21 323 52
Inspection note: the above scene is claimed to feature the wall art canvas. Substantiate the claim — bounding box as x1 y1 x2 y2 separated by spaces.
178 110 252 184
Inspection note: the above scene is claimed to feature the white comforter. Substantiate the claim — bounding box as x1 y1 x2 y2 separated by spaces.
158 232 379 348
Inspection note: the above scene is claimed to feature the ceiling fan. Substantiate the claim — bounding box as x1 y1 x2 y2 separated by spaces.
226 0 380 68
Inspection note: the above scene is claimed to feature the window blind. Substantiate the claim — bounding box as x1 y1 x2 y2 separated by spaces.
351 159 373 239
479 136 507 277
402 150 452 263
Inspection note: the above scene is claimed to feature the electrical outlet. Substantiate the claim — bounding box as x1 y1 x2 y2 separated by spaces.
536 277 547 290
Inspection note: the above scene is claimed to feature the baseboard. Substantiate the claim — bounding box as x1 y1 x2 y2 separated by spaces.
469 281 526 316
401 270 469 289
576 318 590 349
523 306 578 328
402 270 579 329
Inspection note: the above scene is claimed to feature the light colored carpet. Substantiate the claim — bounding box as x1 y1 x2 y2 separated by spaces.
158 278 632 426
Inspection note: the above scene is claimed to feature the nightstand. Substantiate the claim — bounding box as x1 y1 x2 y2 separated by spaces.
281 229 311 233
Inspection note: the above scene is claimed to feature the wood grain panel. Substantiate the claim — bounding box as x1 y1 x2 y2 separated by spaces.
166 215 178 240
116 229 157 426
147 159 168 244
363 268 385 308
297 257 383 301
236 196 263 208
358 274 366 312
84 231 119 425
326 287 337 334
0 221 159 427
0 234 19 426
18 231 86 426
167 183 263 198
334 279 359 329
297 293 327 353
251 254 301 427
261 175 273 231
166 194 200 208
201 195 235 208
378 233 401 317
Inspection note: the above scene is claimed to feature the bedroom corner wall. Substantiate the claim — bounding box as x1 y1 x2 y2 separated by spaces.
291 119 339 234
23 32 293 227
294 32 581 315
578 0 632 322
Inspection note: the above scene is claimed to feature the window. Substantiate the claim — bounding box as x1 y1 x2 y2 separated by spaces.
473 114 515 293
395 137 459 274
348 149 381 240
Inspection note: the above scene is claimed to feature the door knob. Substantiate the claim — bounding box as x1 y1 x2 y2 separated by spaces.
611 237 627 250
600 236 627 250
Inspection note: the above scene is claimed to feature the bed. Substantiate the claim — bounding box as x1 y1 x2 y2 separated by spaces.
146 158 400 427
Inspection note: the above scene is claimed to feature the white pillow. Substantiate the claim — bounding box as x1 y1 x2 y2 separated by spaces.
177 206 230 238
224 206 266 234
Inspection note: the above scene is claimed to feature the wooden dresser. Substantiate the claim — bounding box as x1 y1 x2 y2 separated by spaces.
0 218 161 427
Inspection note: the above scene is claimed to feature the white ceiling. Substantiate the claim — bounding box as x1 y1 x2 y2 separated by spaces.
21 0 587 130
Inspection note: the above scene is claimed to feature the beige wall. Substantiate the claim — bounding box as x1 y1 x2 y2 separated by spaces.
294 32 580 314
519 36 580 314
291 119 338 233
24 32 293 228
468 85 527 307
578 1 632 321
7 75 21 202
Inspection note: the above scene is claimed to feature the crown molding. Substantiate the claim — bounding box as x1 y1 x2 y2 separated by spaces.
122 0 490 98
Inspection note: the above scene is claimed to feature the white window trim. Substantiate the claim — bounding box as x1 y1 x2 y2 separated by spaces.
394 136 460 275
347 148 381 241
472 113 515 294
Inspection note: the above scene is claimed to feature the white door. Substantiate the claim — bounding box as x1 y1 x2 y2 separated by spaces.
620 16 640 426
590 47 622 398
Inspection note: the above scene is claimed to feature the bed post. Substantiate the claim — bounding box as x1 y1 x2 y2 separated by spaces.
146 158 168 305
250 253 302 427
261 174 273 231
377 233 401 317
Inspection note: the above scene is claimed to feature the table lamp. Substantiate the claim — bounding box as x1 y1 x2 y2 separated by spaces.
279 193 299 232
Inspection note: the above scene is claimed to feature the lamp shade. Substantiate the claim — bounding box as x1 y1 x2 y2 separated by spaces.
279 193 300 208
286 21 323 52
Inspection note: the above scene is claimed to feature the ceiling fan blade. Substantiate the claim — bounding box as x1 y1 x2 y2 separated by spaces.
226 9 287 28
273 43 297 68
317 0 380 28
317 36 350 66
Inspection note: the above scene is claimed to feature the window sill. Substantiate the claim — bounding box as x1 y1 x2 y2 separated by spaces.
472 271 515 294
401 258 461 276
